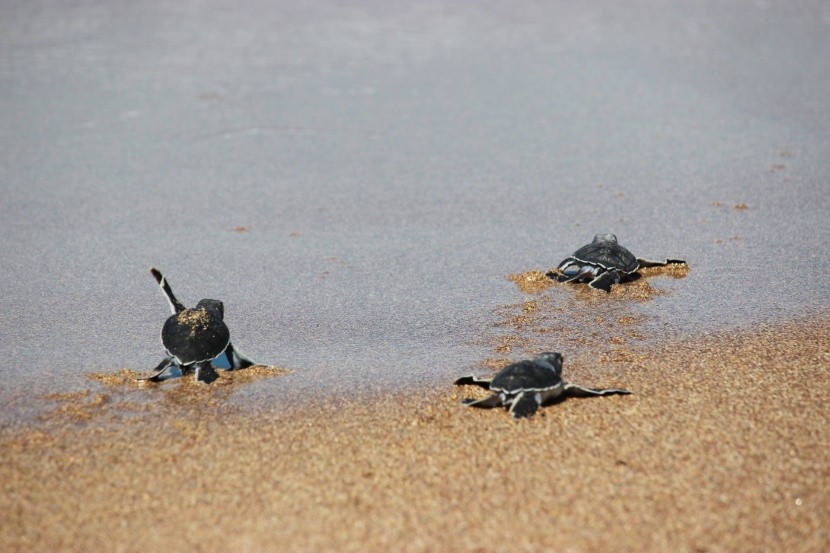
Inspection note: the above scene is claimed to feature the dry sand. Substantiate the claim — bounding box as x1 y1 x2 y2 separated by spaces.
2 309 829 552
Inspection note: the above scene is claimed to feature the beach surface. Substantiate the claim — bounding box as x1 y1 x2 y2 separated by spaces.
2 315 828 552
2 1 830 550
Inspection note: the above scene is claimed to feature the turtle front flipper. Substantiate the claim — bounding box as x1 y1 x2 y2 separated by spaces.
453 375 492 389
588 270 619 292
224 342 256 371
194 361 219 384
461 393 503 409
636 257 686 268
150 268 186 314
136 356 176 382
563 383 632 397
508 391 541 419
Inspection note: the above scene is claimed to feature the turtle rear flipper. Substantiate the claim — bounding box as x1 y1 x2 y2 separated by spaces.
461 394 503 409
136 356 176 382
453 375 492 389
556 261 595 283
564 383 632 397
636 257 686 268
509 391 541 419
559 274 584 284
194 361 219 384
588 270 619 292
224 342 256 371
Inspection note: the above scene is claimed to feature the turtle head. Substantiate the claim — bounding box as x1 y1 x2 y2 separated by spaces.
534 352 563 374
592 233 618 244
195 298 224 319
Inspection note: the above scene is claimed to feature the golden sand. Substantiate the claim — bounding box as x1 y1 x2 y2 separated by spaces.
176 308 211 330
1 315 828 552
507 270 554 294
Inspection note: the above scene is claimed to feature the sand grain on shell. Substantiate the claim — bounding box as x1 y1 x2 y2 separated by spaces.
176 308 210 328
1 319 829 552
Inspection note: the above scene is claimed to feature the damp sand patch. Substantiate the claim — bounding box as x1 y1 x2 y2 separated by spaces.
488 278 666 375
89 365 291 387
490 264 690 379
36 365 292 425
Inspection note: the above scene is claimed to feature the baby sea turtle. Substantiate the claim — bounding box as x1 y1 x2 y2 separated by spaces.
137 268 256 384
454 352 631 419
549 233 686 292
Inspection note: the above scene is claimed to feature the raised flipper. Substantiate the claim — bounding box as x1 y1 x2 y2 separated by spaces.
453 375 493 390
461 393 503 409
563 383 632 397
509 391 541 419
224 342 256 371
150 268 186 314
194 360 219 384
636 257 686 268
588 270 619 292
136 356 176 382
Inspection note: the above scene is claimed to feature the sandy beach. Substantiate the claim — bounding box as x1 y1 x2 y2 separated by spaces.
2 313 828 552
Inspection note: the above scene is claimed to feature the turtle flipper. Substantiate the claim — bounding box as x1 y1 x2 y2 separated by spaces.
636 257 686 268
559 271 587 284
461 393 503 409
564 383 632 397
588 270 619 292
136 356 176 382
453 375 492 389
150 268 186 314
509 391 541 419
555 261 595 283
194 361 219 384
224 342 256 371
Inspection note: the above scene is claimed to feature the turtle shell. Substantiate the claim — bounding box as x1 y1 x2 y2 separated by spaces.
566 234 638 274
490 357 563 393
161 304 230 365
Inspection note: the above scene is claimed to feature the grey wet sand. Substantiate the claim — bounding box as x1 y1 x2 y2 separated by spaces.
2 316 829 552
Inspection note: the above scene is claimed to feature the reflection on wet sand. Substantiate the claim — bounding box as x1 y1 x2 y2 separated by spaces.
488 265 689 378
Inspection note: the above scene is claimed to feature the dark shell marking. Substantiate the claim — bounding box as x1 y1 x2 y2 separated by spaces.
161 305 230 366
551 234 686 292
454 352 631 419
567 234 639 273
489 353 564 393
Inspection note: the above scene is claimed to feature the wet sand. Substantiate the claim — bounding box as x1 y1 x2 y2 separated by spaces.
4 0 830 411
2 315 828 552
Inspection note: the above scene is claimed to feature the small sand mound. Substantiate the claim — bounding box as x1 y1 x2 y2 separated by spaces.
639 261 689 279
507 270 554 294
